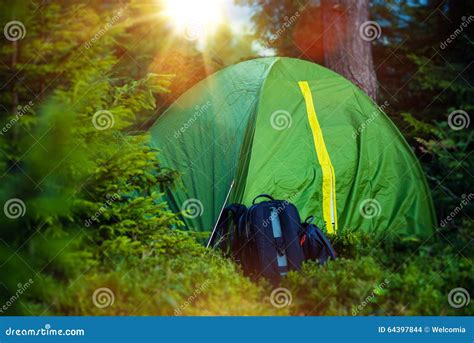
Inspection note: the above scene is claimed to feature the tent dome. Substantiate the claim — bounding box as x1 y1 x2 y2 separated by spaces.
149 57 436 237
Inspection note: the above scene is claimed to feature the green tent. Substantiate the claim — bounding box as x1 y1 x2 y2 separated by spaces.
149 57 436 237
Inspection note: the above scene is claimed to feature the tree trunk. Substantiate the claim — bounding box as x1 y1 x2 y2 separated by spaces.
321 0 378 100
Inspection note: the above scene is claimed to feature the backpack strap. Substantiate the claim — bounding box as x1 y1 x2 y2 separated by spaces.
207 204 246 250
270 205 289 276
231 206 248 262
252 194 274 204
311 225 337 260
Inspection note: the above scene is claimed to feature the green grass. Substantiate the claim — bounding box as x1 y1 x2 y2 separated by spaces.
21 223 473 316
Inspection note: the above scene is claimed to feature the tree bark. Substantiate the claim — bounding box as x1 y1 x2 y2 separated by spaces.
321 0 378 100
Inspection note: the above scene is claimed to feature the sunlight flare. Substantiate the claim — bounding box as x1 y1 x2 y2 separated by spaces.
162 0 224 41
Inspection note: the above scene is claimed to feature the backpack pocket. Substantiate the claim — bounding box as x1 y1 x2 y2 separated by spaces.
300 216 337 263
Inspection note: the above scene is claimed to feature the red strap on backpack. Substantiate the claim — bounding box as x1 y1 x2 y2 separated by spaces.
300 234 306 246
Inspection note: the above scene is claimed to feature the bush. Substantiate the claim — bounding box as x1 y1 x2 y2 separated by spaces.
21 226 472 316
283 229 473 316
26 228 284 316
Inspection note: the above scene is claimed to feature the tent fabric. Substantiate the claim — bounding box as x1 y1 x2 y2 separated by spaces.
149 57 436 237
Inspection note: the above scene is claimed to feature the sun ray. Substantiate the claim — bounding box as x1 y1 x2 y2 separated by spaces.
162 0 225 41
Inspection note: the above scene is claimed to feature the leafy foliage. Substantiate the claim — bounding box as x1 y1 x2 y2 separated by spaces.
284 227 473 316
0 1 181 314
403 114 473 220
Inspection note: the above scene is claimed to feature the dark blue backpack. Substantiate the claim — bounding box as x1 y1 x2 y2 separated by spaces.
209 194 336 284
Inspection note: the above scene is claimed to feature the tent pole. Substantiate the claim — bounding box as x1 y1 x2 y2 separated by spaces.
206 180 235 249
